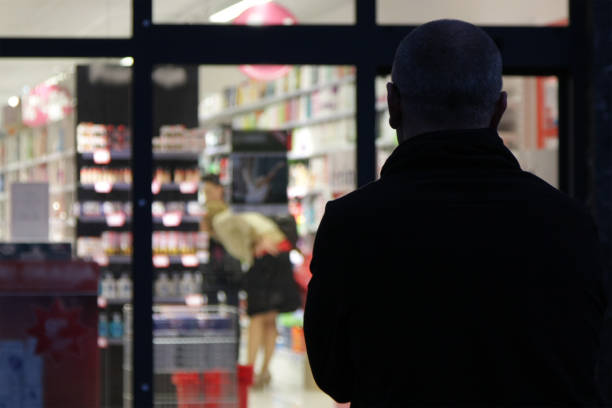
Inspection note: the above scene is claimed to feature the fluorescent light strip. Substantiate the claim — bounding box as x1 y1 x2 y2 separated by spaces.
209 0 272 23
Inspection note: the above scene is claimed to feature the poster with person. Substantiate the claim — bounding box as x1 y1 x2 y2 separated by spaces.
230 131 289 205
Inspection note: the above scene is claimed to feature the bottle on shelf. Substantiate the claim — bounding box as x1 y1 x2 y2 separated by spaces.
155 273 172 298
116 273 132 300
109 312 124 339
101 273 117 299
179 272 196 296
99 313 109 337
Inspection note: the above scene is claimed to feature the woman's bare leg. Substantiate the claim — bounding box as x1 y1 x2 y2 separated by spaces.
260 311 279 379
247 314 265 367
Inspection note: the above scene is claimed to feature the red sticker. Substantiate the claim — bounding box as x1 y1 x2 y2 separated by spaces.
26 299 88 361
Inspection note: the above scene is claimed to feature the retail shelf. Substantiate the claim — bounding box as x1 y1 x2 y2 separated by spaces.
287 143 355 160
274 110 354 131
153 151 200 162
90 254 207 267
79 149 130 162
204 144 231 156
0 149 76 173
98 296 193 308
79 150 200 162
78 214 200 224
200 75 356 125
78 182 198 202
101 337 124 347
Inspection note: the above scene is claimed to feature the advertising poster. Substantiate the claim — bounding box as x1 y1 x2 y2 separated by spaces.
231 131 289 205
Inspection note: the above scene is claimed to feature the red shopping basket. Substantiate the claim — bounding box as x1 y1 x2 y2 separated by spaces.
172 372 203 408
202 370 233 408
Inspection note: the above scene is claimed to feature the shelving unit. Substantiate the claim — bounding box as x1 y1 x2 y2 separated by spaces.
200 74 355 126
0 79 77 242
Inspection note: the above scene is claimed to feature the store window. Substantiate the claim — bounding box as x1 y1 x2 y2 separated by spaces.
0 58 131 407
0 1 131 37
153 0 355 25
122 64 354 407
376 74 559 188
377 0 568 26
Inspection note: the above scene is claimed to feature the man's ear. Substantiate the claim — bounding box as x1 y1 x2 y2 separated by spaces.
387 82 402 130
489 91 507 129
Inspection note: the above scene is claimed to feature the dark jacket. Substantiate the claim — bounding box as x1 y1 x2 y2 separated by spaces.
304 128 607 407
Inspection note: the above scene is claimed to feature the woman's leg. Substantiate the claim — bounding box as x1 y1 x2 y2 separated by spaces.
260 310 279 379
247 313 265 367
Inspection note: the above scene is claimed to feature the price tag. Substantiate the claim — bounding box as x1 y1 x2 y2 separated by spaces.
93 254 109 267
153 254 170 268
181 254 199 267
106 212 127 227
162 211 182 227
179 182 198 194
94 181 113 193
151 180 161 195
93 149 111 165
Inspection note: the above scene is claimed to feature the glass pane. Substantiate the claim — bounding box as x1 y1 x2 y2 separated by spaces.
377 0 568 26
154 0 355 25
376 74 559 188
0 58 132 408
144 64 355 407
0 0 131 37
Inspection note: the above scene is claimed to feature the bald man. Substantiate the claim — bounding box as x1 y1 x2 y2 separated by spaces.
304 19 607 407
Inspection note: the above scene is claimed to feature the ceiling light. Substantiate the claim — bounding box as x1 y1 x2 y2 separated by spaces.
119 57 134 67
7 96 19 108
209 0 271 23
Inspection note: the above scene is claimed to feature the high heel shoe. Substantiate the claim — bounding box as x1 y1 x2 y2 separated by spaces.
253 371 271 389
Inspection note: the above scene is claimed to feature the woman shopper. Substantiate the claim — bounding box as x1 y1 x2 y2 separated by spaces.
203 175 301 388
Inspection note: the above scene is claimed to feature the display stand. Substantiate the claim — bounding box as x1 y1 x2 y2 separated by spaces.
0 260 99 408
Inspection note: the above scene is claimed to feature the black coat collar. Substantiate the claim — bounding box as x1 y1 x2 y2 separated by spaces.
380 128 521 178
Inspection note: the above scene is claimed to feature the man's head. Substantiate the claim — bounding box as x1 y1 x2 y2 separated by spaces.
388 19 507 142
202 173 224 202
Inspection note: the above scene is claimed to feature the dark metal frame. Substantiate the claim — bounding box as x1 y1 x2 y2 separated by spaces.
0 1 591 406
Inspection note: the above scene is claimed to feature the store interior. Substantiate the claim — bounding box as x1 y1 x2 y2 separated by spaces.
0 57 558 408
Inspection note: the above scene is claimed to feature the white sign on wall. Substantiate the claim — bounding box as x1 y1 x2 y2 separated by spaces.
10 183 49 242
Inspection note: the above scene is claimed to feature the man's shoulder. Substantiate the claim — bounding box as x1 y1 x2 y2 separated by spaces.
326 179 385 212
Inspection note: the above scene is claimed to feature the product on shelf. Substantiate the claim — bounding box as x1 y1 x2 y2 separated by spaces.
152 231 208 255
101 231 133 255
80 167 132 184
100 273 117 299
152 125 206 152
99 312 109 337
77 123 130 152
116 273 132 299
153 271 203 299
109 312 124 338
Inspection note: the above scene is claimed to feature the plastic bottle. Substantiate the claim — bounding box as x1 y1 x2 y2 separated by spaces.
99 313 109 337
109 312 124 338
101 273 117 299
155 273 172 298
117 273 132 300
179 272 195 296
170 274 181 297
193 272 203 293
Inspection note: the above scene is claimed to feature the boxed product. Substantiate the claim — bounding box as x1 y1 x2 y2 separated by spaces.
0 261 99 408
